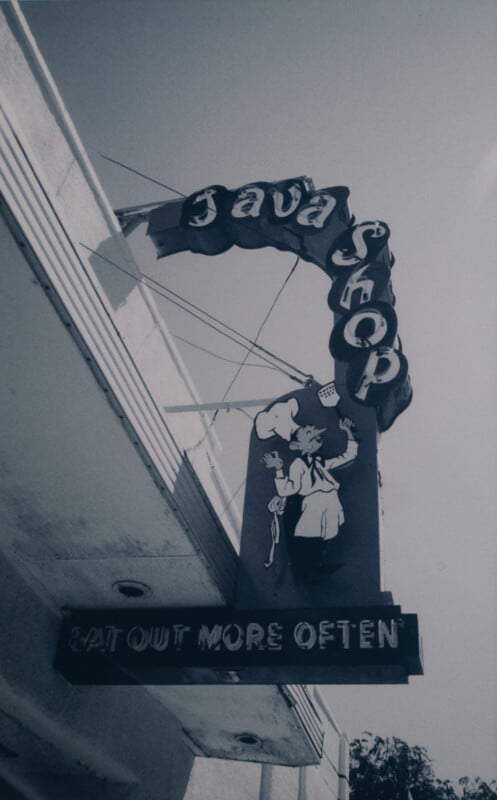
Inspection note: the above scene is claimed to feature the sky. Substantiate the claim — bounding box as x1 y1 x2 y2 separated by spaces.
20 0 497 788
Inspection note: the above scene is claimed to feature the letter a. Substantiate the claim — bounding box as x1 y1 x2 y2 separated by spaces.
296 192 336 229
231 186 265 219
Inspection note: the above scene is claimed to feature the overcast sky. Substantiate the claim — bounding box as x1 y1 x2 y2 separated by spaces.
21 0 497 787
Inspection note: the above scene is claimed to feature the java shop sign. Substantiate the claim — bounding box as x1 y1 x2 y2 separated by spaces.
140 178 421 683
55 606 422 685
147 178 411 432
146 177 351 269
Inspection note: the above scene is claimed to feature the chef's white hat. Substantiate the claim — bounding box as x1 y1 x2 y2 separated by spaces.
255 397 300 441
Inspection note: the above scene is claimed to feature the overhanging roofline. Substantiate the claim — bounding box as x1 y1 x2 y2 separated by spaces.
0 100 238 602
0 0 342 775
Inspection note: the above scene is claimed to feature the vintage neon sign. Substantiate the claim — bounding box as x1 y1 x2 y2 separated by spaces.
326 221 411 430
147 178 411 431
147 177 351 267
56 606 422 685
59 179 422 687
105 178 424 685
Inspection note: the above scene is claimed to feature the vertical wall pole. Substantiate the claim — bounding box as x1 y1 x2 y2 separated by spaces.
259 763 273 800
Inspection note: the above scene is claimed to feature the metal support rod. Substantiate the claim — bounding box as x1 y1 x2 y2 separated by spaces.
164 398 275 413
114 201 166 237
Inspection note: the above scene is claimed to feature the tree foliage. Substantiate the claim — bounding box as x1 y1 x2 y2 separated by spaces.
349 733 497 800
458 777 497 800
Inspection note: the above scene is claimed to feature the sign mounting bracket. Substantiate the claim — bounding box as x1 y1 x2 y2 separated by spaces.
164 398 276 413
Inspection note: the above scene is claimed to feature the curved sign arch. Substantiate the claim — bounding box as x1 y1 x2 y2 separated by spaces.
147 177 411 431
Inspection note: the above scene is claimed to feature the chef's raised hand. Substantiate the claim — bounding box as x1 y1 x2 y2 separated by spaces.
262 451 283 470
339 417 357 440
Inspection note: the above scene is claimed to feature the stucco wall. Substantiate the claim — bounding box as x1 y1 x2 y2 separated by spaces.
184 757 346 800
0 0 241 549
0 3 350 796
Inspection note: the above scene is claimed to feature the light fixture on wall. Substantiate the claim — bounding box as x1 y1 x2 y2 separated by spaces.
235 733 262 747
113 580 152 599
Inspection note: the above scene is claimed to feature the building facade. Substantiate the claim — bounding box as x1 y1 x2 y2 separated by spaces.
0 3 349 798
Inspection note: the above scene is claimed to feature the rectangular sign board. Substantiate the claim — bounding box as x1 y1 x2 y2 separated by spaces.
56 606 422 686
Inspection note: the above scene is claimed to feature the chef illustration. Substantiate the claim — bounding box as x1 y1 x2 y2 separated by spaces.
255 384 358 584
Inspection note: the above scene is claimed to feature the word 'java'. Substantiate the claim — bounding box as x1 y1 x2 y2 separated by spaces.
147 177 351 270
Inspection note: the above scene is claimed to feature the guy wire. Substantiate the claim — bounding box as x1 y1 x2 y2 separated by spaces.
79 244 311 386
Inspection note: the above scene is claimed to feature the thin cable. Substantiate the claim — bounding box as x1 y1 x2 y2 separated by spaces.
79 243 310 385
172 334 282 372
220 255 301 404
141 270 310 380
100 154 187 198
218 477 246 520
101 154 245 220
98 154 311 380
235 407 255 422
81 244 304 381
204 254 300 445
91 159 308 455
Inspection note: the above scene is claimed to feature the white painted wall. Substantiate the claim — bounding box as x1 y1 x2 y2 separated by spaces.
0 0 241 549
0 3 350 797
184 757 347 800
